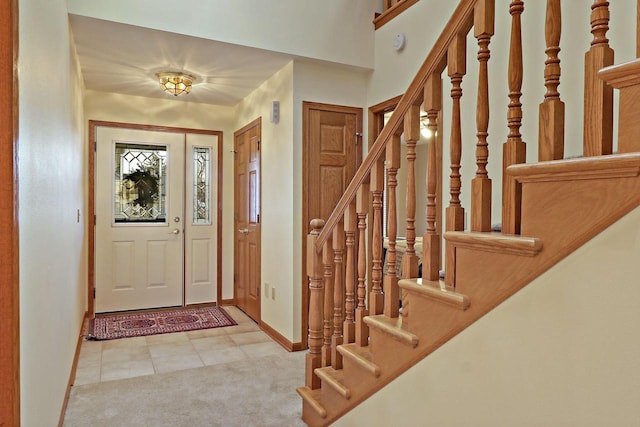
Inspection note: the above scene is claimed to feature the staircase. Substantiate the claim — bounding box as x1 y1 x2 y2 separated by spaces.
297 1 640 425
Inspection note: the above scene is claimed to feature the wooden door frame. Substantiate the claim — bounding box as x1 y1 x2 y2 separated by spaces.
0 0 19 423
88 120 223 316
301 101 363 349
232 117 262 320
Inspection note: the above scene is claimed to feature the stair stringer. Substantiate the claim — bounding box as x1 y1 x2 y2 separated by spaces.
333 205 640 426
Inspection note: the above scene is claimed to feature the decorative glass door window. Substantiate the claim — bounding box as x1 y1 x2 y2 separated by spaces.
114 142 167 223
192 146 211 224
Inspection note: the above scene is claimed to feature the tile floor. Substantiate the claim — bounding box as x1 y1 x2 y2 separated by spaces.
74 306 286 385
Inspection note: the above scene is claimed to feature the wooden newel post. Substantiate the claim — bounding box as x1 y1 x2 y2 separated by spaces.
306 218 324 389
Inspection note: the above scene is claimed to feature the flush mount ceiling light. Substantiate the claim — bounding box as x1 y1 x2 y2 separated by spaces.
155 72 196 96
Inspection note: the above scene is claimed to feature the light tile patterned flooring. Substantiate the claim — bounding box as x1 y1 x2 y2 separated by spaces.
74 306 286 385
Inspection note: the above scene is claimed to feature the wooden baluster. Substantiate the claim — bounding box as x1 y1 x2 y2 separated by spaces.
305 219 324 389
502 0 526 235
331 221 344 370
539 0 565 161
445 33 466 288
370 158 385 316
384 134 401 318
401 105 421 324
355 184 370 347
423 74 442 282
321 240 333 367
584 0 614 157
472 0 494 232
343 202 357 344
402 105 421 281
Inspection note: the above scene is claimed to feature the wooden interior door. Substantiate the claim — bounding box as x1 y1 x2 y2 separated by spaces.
234 118 261 322
302 102 363 345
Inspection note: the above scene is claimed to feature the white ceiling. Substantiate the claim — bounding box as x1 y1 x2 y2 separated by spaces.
69 15 296 106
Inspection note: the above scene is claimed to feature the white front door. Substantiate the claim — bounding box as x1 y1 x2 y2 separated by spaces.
95 126 220 313
184 133 219 305
95 127 186 313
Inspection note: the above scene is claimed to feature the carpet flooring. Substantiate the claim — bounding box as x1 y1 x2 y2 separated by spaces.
63 351 306 427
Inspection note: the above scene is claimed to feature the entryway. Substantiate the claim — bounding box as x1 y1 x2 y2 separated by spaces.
91 122 222 314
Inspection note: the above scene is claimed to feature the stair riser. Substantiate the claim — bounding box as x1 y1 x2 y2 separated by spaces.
301 403 328 427
403 295 468 346
341 356 380 394
369 327 418 371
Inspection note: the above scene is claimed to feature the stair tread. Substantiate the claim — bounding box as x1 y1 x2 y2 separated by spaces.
444 231 542 256
338 343 380 377
315 367 351 400
399 278 470 310
598 58 640 88
364 315 419 348
296 386 327 418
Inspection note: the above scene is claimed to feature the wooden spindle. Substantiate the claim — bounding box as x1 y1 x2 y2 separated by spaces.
402 104 420 280
423 74 442 282
321 240 334 367
401 105 421 324
445 33 466 287
384 134 401 318
355 184 370 347
343 202 357 344
370 159 385 316
305 219 324 389
539 0 565 161
472 0 494 232
331 222 344 370
584 0 614 157
502 0 526 235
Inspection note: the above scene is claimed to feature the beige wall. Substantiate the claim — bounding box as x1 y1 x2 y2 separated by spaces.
336 206 640 427
234 62 296 339
66 0 377 70
18 0 87 424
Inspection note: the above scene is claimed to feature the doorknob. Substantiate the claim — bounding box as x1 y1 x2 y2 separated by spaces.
238 228 249 235
169 228 180 235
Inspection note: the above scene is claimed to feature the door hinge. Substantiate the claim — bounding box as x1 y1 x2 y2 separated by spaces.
93 288 96 299
355 132 363 145
257 213 260 223
256 140 260 151
94 215 96 225
257 286 260 297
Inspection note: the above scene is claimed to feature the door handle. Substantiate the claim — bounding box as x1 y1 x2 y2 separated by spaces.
169 228 180 235
238 228 249 235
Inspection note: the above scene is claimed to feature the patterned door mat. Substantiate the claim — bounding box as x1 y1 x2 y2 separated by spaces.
89 306 237 340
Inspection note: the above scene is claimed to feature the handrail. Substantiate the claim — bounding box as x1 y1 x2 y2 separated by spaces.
315 0 478 253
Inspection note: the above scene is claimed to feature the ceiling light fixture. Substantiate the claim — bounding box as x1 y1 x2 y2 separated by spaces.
155 72 196 96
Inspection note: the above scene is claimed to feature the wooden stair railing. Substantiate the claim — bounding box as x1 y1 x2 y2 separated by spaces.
299 0 636 425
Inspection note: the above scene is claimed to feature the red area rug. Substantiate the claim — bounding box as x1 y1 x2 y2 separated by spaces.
89 306 237 340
